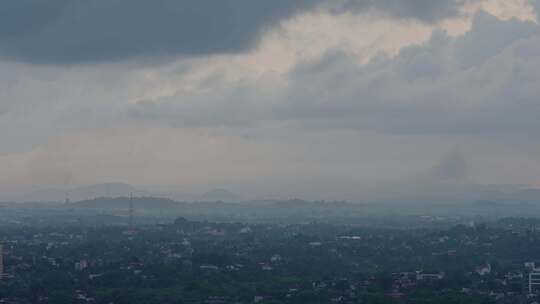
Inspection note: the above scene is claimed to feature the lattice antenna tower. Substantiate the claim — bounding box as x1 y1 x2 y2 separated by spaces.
129 192 134 230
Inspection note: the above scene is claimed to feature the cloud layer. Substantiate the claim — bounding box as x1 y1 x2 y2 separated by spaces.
1 1 539 199
126 12 540 138
279 12 540 136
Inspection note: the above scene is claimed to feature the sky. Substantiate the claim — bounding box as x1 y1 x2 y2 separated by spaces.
1 0 540 201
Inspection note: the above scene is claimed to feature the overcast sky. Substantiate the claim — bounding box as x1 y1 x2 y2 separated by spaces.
1 0 540 200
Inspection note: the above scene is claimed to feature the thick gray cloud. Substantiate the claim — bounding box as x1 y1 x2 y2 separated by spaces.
276 12 540 136
531 0 540 13
0 0 319 63
127 12 540 139
0 0 470 64
454 11 538 68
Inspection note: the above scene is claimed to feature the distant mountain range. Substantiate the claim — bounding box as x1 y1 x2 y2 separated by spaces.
16 182 244 203
62 192 540 222
10 181 540 205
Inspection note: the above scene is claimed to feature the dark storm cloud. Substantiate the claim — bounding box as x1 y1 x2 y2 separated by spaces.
331 0 471 23
0 0 320 64
0 0 468 64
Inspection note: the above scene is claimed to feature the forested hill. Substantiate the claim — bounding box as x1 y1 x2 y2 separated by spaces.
71 196 181 210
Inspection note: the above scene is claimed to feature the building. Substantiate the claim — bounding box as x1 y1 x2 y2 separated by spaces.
416 271 445 282
529 272 540 294
476 263 491 276
525 261 540 271
74 259 88 271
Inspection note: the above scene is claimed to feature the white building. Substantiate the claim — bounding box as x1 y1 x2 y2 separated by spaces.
529 272 540 294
